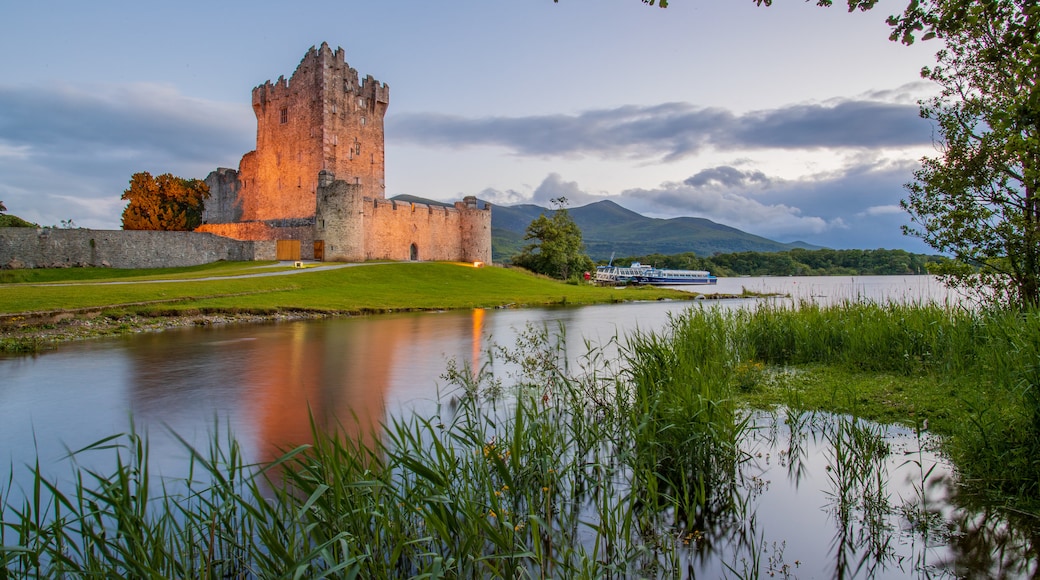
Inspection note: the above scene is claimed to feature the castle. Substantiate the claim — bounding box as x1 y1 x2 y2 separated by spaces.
197 43 491 264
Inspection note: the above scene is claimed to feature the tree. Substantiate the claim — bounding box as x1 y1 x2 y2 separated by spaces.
898 0 1040 308
0 200 6 213
512 197 595 281
121 172 210 231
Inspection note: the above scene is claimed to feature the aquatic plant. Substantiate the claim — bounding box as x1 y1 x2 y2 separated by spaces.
0 319 748 578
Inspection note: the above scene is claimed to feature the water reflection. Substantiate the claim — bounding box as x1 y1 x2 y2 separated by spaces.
123 311 494 466
1 278 1036 576
732 410 1039 578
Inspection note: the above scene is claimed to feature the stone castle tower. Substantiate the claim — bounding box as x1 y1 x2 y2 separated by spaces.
198 43 491 264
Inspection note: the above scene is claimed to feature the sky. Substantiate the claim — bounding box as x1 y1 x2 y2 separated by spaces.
0 0 943 252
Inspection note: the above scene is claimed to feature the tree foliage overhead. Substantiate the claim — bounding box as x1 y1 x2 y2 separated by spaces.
512 197 595 281
121 172 210 231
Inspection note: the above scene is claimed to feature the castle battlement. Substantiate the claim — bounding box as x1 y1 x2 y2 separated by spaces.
252 43 389 110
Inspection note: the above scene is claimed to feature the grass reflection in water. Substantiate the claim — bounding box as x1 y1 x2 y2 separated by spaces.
2 306 1038 578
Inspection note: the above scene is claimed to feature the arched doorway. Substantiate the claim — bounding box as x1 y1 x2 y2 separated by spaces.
409 243 419 261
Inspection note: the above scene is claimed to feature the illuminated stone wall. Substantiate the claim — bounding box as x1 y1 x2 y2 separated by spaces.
314 174 492 263
199 43 492 265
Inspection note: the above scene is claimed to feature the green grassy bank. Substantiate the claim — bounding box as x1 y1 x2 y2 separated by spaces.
0 261 695 351
726 302 1040 507
0 261 694 314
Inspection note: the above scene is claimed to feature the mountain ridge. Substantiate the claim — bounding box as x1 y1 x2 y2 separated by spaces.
390 195 820 261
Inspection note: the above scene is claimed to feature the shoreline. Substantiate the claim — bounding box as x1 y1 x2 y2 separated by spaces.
0 293 748 353
0 309 339 351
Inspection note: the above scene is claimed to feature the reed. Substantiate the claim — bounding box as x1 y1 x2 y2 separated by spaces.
723 301 1040 503
1 319 747 578
4 301 1039 576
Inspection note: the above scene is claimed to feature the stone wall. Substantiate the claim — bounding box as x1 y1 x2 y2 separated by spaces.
363 197 491 263
0 229 270 269
312 175 491 263
202 167 243 224
196 222 314 259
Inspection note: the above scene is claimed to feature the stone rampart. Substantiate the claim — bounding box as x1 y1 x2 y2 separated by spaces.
0 229 268 269
362 196 491 262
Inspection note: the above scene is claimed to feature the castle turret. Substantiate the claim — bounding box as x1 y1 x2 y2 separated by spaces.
314 171 365 262
455 196 493 264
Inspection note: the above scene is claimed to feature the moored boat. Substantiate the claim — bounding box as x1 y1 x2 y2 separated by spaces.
595 262 717 286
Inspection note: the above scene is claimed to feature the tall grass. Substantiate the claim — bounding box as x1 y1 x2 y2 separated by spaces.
4 301 1038 577
725 301 1040 502
1 319 747 578
623 309 746 532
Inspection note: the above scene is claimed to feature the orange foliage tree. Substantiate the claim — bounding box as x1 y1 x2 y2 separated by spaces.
120 172 210 231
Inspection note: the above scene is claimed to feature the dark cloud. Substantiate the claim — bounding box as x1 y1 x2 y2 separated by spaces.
683 166 773 189
387 98 930 161
0 83 252 164
0 82 253 228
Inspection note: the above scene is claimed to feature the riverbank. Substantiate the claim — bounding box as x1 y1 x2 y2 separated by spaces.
4 300 1037 577
0 261 705 352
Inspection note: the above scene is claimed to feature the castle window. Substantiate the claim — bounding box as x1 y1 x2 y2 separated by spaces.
280 107 288 124
355 141 361 156
357 97 365 108
298 176 302 188
331 103 337 114
333 134 338 145
360 116 366 126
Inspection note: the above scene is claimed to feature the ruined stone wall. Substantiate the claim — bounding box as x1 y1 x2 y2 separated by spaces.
0 229 267 269
202 167 243 224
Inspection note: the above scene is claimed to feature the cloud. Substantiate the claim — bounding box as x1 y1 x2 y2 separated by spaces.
388 97 931 162
500 158 932 251
683 166 774 189
860 204 905 216
530 173 604 206
623 178 839 239
0 82 253 228
475 186 530 206
0 83 252 164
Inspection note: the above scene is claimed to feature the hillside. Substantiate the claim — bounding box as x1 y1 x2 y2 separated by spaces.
472 199 817 261
390 196 817 261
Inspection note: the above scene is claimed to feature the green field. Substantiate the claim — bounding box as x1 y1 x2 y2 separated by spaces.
0 261 695 316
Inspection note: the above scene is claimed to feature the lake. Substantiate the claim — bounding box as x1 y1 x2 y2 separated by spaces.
1 275 1034 577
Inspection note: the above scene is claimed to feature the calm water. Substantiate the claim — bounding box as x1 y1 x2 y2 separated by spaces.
1 276 1033 577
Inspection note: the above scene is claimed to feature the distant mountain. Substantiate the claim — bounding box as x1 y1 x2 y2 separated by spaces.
391 196 820 262
489 200 820 261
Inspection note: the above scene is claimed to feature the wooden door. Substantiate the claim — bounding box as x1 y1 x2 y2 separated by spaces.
276 240 301 261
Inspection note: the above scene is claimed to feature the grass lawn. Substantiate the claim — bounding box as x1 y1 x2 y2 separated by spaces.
0 261 696 316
